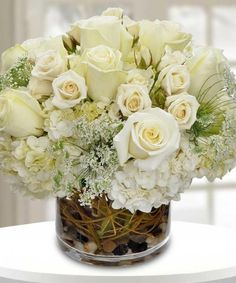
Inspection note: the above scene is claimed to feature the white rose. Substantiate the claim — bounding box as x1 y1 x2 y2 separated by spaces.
80 45 126 102
139 20 191 65
165 93 200 129
1 44 26 73
22 36 68 64
102 7 123 19
28 77 53 100
126 68 154 87
158 64 190 95
186 47 226 97
68 16 133 57
157 46 186 71
114 108 180 170
0 89 44 137
32 50 66 81
123 15 140 39
116 84 151 116
51 70 87 109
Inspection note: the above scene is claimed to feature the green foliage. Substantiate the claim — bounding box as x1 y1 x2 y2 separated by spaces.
190 72 236 140
132 36 139 48
191 108 224 138
53 171 63 188
0 56 33 92
138 56 148 69
148 70 167 109
150 87 166 109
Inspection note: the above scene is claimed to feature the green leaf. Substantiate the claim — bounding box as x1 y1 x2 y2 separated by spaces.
191 110 224 138
137 56 149 69
150 87 167 109
53 171 63 187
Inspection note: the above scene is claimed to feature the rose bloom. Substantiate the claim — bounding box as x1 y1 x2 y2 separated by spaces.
28 77 53 100
80 45 126 102
139 20 191 65
158 64 190 95
68 15 133 57
52 70 87 109
186 47 227 98
32 50 66 81
116 84 151 116
114 107 180 171
165 93 200 129
0 89 44 138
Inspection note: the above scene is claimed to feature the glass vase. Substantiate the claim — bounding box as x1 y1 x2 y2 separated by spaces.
56 194 171 266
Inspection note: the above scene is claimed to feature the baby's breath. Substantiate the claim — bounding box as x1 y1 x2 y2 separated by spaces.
0 56 33 92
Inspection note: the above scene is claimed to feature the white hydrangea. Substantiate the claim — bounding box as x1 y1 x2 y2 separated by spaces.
7 136 55 198
44 110 75 141
109 134 200 213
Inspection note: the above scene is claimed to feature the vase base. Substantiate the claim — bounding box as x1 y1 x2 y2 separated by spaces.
56 233 170 266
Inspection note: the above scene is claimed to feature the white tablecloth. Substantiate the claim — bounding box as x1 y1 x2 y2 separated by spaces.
0 221 236 283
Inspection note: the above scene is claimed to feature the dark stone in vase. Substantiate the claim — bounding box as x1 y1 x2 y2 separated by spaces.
112 244 129 256
128 240 148 253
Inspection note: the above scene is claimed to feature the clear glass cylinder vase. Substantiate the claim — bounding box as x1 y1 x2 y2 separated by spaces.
56 194 170 266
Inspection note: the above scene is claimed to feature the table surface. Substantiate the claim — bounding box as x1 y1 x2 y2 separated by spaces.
0 221 236 283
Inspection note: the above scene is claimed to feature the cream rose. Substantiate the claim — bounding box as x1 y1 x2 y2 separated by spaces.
126 68 154 87
114 108 180 170
28 77 53 100
80 45 126 102
68 15 133 58
52 70 87 109
123 15 140 39
186 47 226 97
102 7 124 19
0 89 44 137
157 46 186 71
116 84 151 116
166 93 200 129
139 20 191 65
22 36 68 63
158 64 190 95
32 50 66 81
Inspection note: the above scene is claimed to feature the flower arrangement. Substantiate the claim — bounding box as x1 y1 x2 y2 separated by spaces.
0 7 236 264
0 8 236 212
